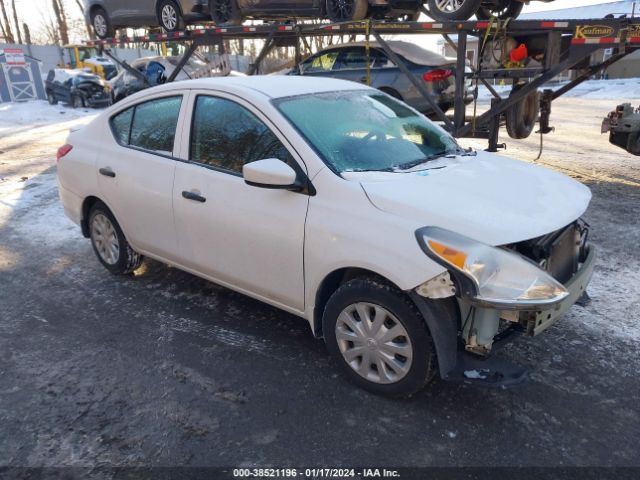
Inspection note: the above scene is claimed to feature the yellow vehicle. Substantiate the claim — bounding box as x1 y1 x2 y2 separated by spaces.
59 45 117 80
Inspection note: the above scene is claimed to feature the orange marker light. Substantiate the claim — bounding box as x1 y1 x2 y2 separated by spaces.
428 240 467 269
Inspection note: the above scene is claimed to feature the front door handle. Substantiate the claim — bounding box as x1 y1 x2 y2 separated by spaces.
99 167 115 178
182 190 206 203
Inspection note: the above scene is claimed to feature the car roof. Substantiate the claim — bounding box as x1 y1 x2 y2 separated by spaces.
152 75 370 99
316 40 456 67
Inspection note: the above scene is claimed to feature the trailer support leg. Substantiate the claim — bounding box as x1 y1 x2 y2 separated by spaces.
371 29 453 131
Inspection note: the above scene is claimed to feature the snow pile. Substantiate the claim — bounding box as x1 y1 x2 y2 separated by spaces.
0 100 97 132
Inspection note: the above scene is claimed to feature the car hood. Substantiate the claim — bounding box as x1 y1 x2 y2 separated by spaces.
346 151 591 245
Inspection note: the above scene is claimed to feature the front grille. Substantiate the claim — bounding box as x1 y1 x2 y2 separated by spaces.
508 221 587 284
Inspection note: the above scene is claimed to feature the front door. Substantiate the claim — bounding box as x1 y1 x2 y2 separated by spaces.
172 92 308 311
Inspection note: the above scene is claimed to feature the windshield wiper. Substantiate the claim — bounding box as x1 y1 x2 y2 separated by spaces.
394 151 451 171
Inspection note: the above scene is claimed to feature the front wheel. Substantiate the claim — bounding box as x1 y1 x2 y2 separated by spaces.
71 95 84 109
326 0 369 22
426 0 482 21
476 0 524 19
323 278 437 397
158 0 184 31
47 91 58 105
209 0 242 26
89 201 143 274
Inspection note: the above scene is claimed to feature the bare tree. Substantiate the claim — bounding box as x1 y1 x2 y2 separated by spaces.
23 22 31 44
51 0 69 45
10 0 21 43
0 0 14 43
74 0 94 39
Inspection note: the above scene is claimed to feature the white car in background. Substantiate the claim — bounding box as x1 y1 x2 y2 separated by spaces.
56 76 595 396
109 55 215 102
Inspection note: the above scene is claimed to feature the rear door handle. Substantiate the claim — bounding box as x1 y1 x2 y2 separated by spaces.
182 190 206 203
99 167 115 178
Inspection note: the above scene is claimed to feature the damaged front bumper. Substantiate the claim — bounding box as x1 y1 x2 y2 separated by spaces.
525 244 596 336
419 244 596 388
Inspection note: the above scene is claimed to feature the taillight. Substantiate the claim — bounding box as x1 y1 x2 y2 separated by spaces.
423 69 453 82
57 144 73 162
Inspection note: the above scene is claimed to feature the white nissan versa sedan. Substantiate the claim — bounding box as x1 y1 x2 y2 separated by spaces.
57 76 595 396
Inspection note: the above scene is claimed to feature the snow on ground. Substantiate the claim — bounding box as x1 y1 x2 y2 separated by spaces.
0 100 96 132
477 78 640 101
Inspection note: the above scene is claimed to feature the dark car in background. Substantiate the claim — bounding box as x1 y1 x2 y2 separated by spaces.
289 41 473 115
84 0 210 38
426 0 555 20
209 0 421 25
45 69 112 108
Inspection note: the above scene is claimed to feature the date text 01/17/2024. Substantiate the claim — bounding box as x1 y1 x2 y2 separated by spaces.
232 468 401 478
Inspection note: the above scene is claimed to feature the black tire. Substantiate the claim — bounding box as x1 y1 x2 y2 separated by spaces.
323 277 438 397
326 0 368 22
88 201 143 275
505 87 539 139
476 0 524 20
71 95 84 109
46 91 58 105
91 7 114 39
157 0 184 31
209 0 242 26
427 0 482 21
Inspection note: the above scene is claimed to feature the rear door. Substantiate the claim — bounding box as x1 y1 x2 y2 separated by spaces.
96 94 186 260
172 91 308 311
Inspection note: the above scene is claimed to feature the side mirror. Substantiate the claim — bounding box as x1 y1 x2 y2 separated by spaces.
243 159 300 190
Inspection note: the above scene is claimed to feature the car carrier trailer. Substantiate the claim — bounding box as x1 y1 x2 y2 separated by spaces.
85 16 640 152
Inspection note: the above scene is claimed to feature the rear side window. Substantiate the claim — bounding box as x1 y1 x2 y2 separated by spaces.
111 108 133 144
110 96 182 155
190 95 292 173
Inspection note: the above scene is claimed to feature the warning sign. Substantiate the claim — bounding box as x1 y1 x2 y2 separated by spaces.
3 48 26 65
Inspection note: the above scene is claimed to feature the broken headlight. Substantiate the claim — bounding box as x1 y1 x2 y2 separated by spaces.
416 226 569 310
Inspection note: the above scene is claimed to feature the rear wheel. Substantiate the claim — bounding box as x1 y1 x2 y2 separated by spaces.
476 0 524 19
209 0 242 26
89 201 143 275
323 277 437 397
157 0 184 31
91 7 114 39
426 0 482 21
326 0 369 22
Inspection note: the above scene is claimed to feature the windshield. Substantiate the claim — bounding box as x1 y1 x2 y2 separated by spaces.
274 90 463 173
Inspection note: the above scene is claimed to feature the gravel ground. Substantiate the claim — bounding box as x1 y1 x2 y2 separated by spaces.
0 96 639 472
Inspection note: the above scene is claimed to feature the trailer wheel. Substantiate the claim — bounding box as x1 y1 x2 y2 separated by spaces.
505 88 539 140
476 0 524 20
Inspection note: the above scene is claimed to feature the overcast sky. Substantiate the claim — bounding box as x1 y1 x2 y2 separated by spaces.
9 0 635 44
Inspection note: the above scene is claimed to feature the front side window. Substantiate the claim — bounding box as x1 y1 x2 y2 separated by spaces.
109 96 182 154
190 95 292 173
275 90 462 174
